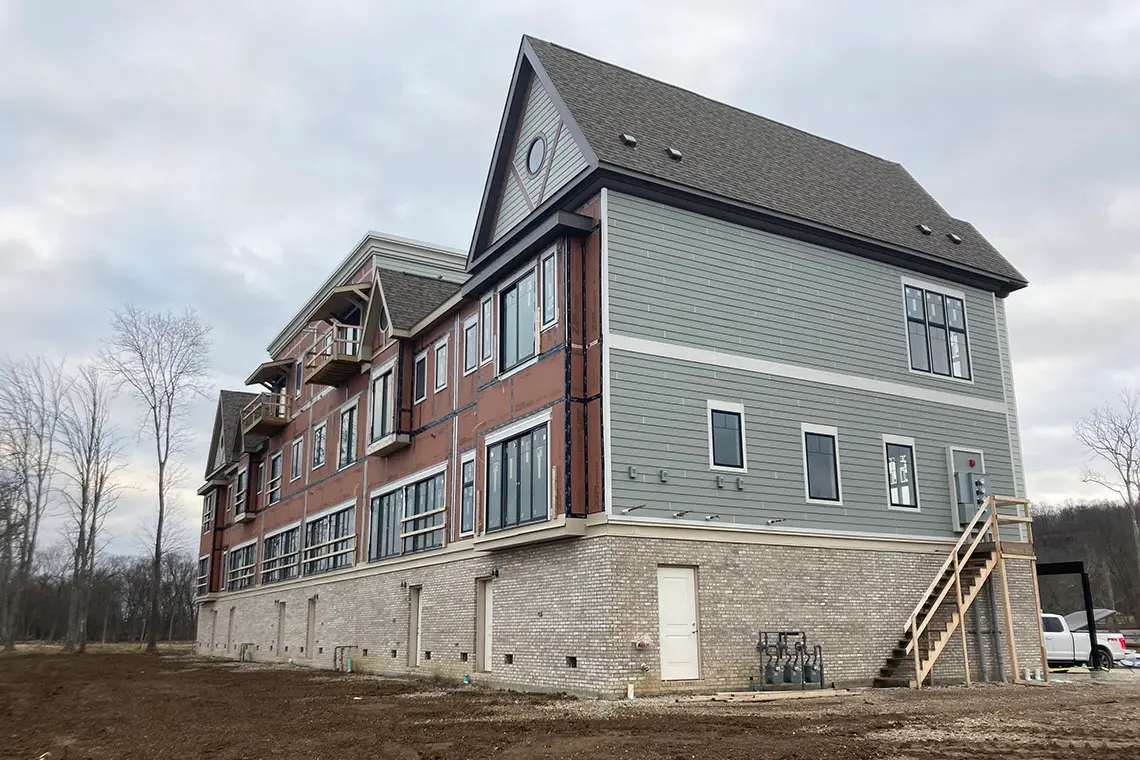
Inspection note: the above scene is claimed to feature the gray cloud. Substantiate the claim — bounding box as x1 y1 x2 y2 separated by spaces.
2 0 1137 549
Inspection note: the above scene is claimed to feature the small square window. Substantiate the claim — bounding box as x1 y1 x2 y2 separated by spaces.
707 402 746 472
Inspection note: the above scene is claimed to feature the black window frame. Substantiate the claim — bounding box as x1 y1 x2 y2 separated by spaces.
196 556 209 596
498 270 537 373
402 472 446 554
485 423 549 533
884 441 919 509
369 368 393 442
267 452 282 505
289 436 303 481
413 352 428 403
709 407 745 470
904 285 972 381
463 319 478 374
460 458 476 535
480 297 493 363
803 430 841 503
226 543 256 591
312 422 326 468
540 252 557 327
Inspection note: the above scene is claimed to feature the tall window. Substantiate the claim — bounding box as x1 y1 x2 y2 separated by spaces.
196 556 209 596
403 472 446 553
266 452 282 505
290 436 304 481
202 491 215 534
480 297 493 363
312 422 326 468
233 469 248 516
257 461 265 494
303 505 355 575
499 271 537 371
370 369 393 441
369 491 402 560
884 437 919 509
904 285 971 380
463 318 478 374
338 405 357 468
434 338 449 391
413 353 427 403
802 425 841 503
294 358 303 397
227 543 256 590
707 402 745 471
486 424 548 533
460 458 475 535
261 526 300 583
541 252 557 327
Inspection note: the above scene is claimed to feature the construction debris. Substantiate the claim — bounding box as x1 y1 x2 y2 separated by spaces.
679 688 856 703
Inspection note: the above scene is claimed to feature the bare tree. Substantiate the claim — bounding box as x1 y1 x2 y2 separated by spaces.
101 305 211 652
1075 388 1140 616
0 356 66 650
57 364 125 653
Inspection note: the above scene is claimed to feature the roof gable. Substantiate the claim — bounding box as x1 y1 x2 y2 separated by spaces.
203 390 259 480
469 40 596 266
506 36 1025 289
376 268 461 332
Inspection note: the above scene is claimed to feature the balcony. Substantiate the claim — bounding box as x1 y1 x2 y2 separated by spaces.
241 393 290 437
305 323 363 386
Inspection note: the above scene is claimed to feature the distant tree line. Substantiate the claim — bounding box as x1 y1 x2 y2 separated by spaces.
1034 500 1140 624
14 545 199 643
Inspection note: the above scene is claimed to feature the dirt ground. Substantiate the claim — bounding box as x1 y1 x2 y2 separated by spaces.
3 653 1140 760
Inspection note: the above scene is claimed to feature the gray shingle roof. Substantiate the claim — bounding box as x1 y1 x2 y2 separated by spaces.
526 37 1026 287
378 269 461 330
205 390 259 479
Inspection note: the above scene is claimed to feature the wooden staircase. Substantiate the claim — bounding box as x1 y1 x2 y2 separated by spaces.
874 496 1035 688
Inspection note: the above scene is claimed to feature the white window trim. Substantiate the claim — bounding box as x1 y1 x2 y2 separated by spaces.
290 435 304 482
495 260 541 377
413 350 429 404
900 276 975 387
197 554 210 593
479 296 494 366
311 421 327 470
946 446 986 530
801 423 843 506
540 249 558 331
257 461 265 494
369 460 449 499
462 315 479 376
305 497 358 525
706 400 747 473
459 450 477 537
434 335 449 392
234 467 248 511
882 433 921 512
368 357 397 444
294 358 303 398
338 402 358 470
263 520 302 541
484 407 553 448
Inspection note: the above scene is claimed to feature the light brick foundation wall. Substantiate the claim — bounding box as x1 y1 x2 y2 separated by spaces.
196 533 1042 697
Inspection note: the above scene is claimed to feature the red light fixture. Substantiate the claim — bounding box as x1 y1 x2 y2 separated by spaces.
968 459 977 468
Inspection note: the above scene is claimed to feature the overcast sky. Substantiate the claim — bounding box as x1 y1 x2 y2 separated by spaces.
2 1 1137 554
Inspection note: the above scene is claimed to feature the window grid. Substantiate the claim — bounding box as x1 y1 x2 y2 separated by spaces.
227 544 256 591
303 506 355 575
261 526 301 584
202 491 215 534
904 285 971 380
885 441 919 509
370 369 394 442
499 271 537 372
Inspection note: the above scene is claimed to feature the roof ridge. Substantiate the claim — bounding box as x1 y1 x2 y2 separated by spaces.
527 36 900 167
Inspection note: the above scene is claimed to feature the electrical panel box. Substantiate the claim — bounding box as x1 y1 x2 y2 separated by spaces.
953 471 986 528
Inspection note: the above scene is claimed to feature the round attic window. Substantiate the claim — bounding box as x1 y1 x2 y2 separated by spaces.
526 136 546 175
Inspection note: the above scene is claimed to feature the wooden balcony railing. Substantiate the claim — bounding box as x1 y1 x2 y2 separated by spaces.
241 392 290 437
305 322 363 386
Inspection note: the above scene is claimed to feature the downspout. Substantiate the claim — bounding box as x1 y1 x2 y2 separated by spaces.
971 602 987 681
581 236 589 519
988 584 1006 682
595 222 605 513
563 239 572 517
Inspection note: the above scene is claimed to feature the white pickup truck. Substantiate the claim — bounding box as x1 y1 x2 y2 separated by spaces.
1042 609 1128 669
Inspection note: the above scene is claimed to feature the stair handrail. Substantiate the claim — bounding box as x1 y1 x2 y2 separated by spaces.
906 496 996 653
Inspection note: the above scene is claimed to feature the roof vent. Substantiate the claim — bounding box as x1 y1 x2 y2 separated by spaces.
665 147 683 161
916 224 932 236
620 133 638 147
947 233 962 245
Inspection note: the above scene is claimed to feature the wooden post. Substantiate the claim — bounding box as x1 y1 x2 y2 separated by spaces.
953 553 971 686
911 614 921 689
1025 514 1049 683
992 499 1021 681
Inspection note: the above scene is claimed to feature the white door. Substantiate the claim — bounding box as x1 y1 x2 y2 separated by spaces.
476 578 493 672
657 566 700 680
409 586 422 667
